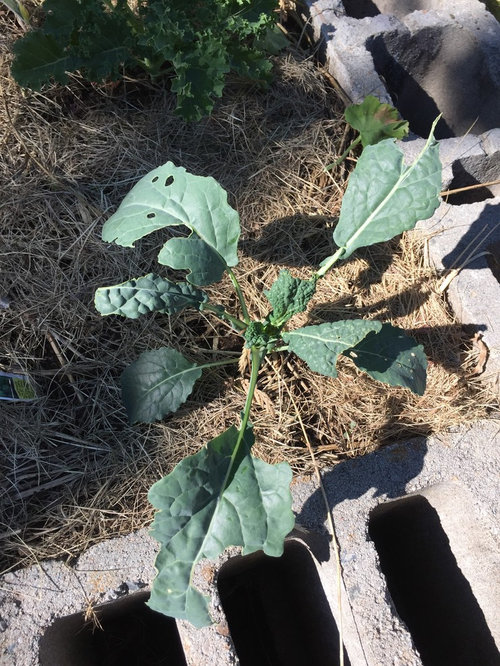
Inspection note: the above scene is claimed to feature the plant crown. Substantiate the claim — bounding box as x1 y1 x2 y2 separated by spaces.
95 109 442 628
10 0 283 120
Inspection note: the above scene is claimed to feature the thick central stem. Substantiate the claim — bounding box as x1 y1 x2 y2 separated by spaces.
227 268 251 324
326 134 362 172
239 347 264 435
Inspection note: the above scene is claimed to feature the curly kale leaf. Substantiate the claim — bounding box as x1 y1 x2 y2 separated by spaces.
265 270 317 326
140 0 277 121
11 0 136 90
11 0 279 120
244 321 280 351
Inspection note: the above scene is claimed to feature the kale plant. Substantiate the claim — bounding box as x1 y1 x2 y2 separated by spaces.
10 0 280 121
95 119 442 627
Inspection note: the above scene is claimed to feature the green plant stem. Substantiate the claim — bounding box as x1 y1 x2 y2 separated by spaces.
198 357 241 371
202 303 247 332
325 135 362 172
186 345 264 592
238 347 264 436
315 245 346 278
227 268 251 324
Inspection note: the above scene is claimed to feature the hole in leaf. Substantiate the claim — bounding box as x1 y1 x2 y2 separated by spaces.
165 176 174 187
152 176 159 183
147 213 156 219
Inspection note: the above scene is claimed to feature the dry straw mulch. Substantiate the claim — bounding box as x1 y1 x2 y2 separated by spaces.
0 8 496 574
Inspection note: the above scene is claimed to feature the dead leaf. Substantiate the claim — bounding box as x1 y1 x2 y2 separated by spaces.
238 347 250 376
240 379 276 416
471 332 488 376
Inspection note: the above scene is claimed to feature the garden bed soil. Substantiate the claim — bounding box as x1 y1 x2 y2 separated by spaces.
0 3 495 574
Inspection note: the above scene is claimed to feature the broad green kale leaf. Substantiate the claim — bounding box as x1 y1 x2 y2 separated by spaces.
283 320 427 394
148 424 294 627
11 32 75 89
331 129 441 261
345 323 427 395
265 270 317 326
157 238 227 286
101 162 240 286
94 274 207 319
121 347 202 424
283 320 382 378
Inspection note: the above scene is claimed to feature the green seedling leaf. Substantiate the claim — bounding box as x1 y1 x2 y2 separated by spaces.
102 162 240 284
283 319 382 378
344 323 427 395
244 320 280 351
157 237 227 286
94 273 207 318
330 126 441 262
345 95 409 147
265 270 317 326
11 31 76 89
121 347 202 423
147 424 294 627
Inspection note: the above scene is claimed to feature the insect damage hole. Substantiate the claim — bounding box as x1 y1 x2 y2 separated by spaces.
152 176 159 183
147 213 156 219
165 176 174 187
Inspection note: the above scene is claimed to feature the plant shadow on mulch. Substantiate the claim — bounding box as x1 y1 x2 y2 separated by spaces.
0 16 496 574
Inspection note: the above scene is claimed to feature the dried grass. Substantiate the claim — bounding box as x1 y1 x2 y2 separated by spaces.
0 7 496 573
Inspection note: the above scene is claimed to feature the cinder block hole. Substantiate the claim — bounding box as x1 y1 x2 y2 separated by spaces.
217 540 350 666
342 0 380 19
366 0 430 19
369 496 500 666
445 161 495 205
367 25 500 139
367 34 454 139
38 591 187 666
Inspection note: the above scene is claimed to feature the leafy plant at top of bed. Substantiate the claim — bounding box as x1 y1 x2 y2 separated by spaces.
326 95 410 170
10 0 284 121
94 118 442 628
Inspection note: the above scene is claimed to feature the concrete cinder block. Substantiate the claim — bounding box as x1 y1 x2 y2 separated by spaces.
308 1 397 103
1 420 499 665
395 131 500 392
293 418 500 665
414 197 500 395
306 0 500 138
